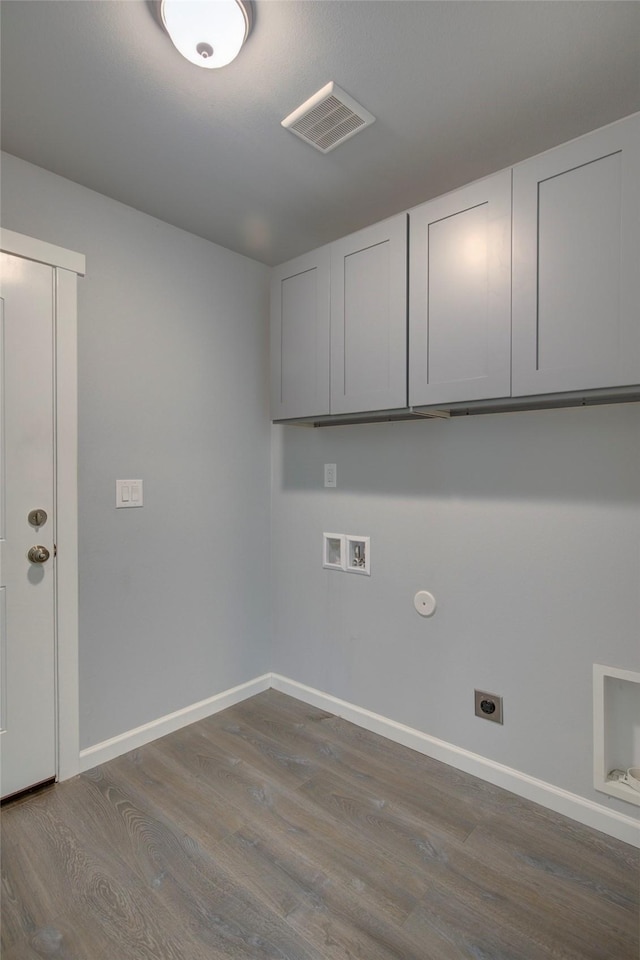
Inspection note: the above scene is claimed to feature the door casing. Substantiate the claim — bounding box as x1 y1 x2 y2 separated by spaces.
1 228 84 783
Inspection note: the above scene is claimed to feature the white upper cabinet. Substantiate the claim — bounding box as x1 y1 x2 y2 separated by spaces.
409 170 512 406
512 114 640 396
330 215 408 415
270 246 330 420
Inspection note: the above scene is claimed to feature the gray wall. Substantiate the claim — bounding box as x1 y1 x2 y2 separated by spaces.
4 151 639 818
1 153 272 748
271 406 640 814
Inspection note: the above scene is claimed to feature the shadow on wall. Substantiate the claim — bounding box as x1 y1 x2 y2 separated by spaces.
275 402 640 506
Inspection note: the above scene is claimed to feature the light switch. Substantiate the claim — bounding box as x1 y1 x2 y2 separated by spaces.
116 479 143 508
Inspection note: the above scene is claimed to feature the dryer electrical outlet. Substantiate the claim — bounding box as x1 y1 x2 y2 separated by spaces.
474 690 503 724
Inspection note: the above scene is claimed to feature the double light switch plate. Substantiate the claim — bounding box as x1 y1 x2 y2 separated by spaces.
116 479 144 508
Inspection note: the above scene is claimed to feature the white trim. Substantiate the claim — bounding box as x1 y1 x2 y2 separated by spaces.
1 228 85 276
79 674 272 771
54 269 80 781
271 674 640 848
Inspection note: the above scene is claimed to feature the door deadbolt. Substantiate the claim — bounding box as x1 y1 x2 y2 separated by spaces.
27 545 50 564
28 509 48 527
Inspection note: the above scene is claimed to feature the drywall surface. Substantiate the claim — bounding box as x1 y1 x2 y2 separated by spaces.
1 152 271 748
271 404 640 815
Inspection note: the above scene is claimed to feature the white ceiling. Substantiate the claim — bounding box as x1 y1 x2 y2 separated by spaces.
1 1 639 266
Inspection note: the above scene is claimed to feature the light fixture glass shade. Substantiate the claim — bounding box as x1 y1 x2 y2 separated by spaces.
160 0 251 69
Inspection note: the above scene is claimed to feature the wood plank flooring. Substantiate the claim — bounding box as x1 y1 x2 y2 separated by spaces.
2 689 638 959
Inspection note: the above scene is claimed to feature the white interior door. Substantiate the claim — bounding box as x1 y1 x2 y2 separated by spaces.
0 252 57 799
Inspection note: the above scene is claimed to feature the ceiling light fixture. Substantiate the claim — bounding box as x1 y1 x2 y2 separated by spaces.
156 0 252 69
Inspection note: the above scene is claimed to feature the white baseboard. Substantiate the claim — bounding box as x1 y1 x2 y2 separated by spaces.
78 670 639 848
79 674 272 772
271 674 640 849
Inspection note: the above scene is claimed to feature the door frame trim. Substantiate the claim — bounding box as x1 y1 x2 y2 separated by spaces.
1 228 84 783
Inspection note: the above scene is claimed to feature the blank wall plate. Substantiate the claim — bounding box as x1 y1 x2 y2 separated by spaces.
116 479 143 508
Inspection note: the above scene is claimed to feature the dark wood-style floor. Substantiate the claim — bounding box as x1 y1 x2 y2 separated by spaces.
2 690 638 960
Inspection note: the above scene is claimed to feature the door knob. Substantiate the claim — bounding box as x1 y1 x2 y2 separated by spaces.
27 545 50 564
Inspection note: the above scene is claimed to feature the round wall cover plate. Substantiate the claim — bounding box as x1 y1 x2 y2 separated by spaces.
414 590 436 617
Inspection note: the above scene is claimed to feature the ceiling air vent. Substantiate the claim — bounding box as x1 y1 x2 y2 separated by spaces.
282 82 375 154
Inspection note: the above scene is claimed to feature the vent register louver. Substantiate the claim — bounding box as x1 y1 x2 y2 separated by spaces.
281 82 375 153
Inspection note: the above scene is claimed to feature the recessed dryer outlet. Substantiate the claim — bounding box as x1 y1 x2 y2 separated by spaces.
323 533 346 570
474 690 503 724
346 535 370 575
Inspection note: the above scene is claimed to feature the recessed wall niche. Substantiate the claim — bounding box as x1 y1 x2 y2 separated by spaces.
593 664 640 807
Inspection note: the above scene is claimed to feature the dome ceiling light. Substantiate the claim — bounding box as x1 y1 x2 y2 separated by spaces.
155 0 253 69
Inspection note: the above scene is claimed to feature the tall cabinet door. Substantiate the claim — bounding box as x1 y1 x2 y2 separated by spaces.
409 170 512 406
330 214 407 415
271 247 330 420
512 114 640 396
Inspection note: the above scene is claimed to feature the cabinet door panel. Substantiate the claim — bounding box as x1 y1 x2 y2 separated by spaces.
512 115 640 395
331 215 407 415
271 247 330 419
343 241 391 395
409 170 512 405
